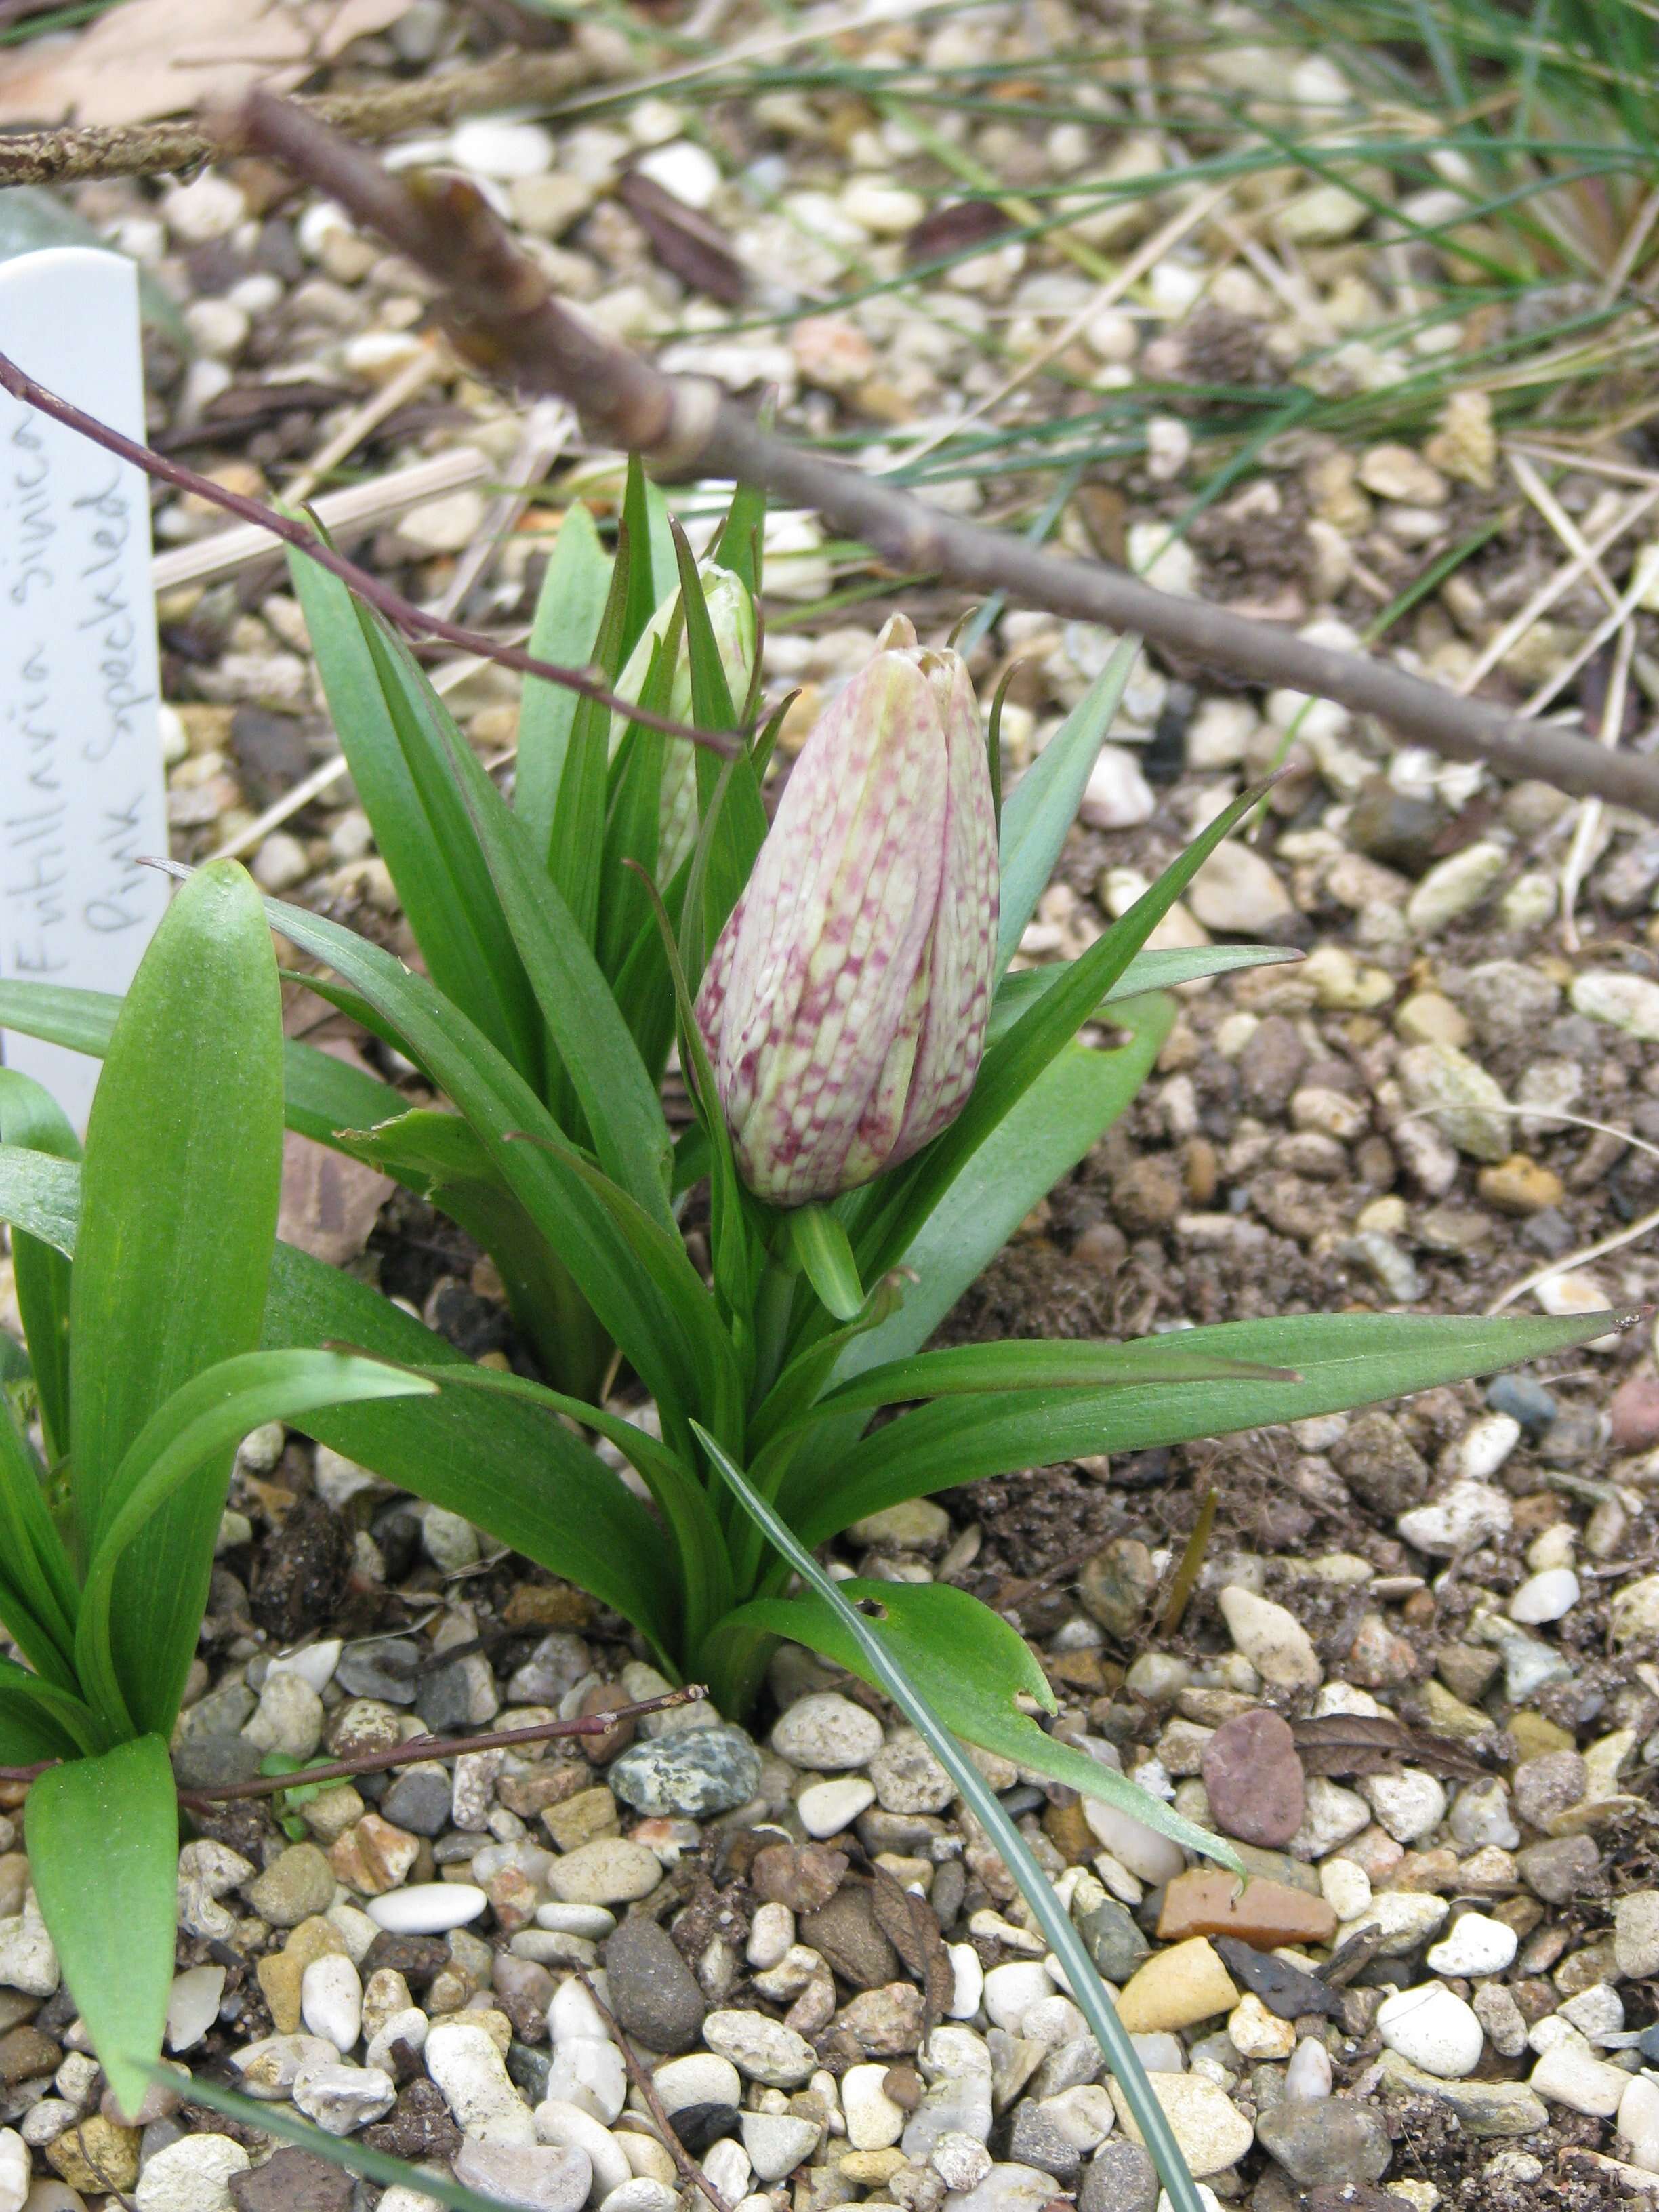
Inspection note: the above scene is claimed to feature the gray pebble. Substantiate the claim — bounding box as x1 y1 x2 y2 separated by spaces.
335 1639 421 1704
380 1763 455 1838
415 1651 498 1732
170 1735 265 1791
1007 2103 1082 2184
453 2137 593 2212
603 1916 706 2054
1255 2097 1391 2185
1517 1835 1601 1904
1077 1899 1149 1984
1078 2140 1158 2212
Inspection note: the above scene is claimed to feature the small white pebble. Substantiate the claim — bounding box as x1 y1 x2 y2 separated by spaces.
1509 1567 1580 1624
301 1954 363 2053
1425 1912 1519 1978
796 1776 876 1837
1452 1413 1521 1479
1377 1983 1485 2078
365 1883 487 1935
1284 2039 1332 2102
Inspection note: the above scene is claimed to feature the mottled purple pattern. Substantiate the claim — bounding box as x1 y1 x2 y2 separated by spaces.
694 616 999 1205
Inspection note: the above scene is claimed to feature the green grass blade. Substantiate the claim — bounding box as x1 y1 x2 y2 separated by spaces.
996 636 1141 977
699 1429 1212 2212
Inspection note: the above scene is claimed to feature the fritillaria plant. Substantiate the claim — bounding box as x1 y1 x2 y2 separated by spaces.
0 471 1624 1811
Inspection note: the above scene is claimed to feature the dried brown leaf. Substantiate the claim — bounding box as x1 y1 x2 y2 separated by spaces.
867 1864 952 2027
1290 1713 1486 1782
905 199 1016 266
616 170 747 308
0 0 408 129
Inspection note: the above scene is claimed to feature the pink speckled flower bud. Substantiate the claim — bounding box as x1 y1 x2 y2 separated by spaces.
694 615 997 1206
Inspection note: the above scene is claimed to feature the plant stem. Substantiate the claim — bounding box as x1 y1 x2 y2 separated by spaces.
0 351 737 756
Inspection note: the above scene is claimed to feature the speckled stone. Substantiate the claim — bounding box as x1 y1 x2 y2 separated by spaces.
609 1727 762 1818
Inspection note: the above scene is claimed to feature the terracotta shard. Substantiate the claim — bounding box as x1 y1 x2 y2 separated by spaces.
1156 1868 1337 1950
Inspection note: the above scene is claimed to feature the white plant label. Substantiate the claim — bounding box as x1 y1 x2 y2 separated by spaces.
0 246 167 1130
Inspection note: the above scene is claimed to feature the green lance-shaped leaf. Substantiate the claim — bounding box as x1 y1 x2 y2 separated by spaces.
0 1150 684 1657
791 1306 1646 1541
724 1577 1234 1864
26 1734 178 2120
515 499 614 858
0 977 405 1158
287 549 542 1084
986 943 1300 1046
68 860 284 1736
853 780 1271 1282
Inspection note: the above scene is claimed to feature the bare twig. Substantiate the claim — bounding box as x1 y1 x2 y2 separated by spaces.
0 1686 707 1795
232 93 1659 820
0 348 739 756
575 1968 738 2212
0 44 609 189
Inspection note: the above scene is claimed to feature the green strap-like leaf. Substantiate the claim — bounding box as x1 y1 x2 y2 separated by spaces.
0 1392 79 1685
262 1240 684 1656
289 550 542 1084
0 1067 78 1465
698 1429 1214 2212
812 1004 1170 1409
155 2073 535 2212
428 1364 732 1658
75 1352 434 1738
816 1334 1296 1414
422 689 676 1227
726 1579 1233 1862
26 1735 178 2121
996 636 1141 977
68 861 284 1736
249 878 708 1420
0 1144 77 1257
515 500 614 857
0 1656 94 1760
792 1305 1644 1542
